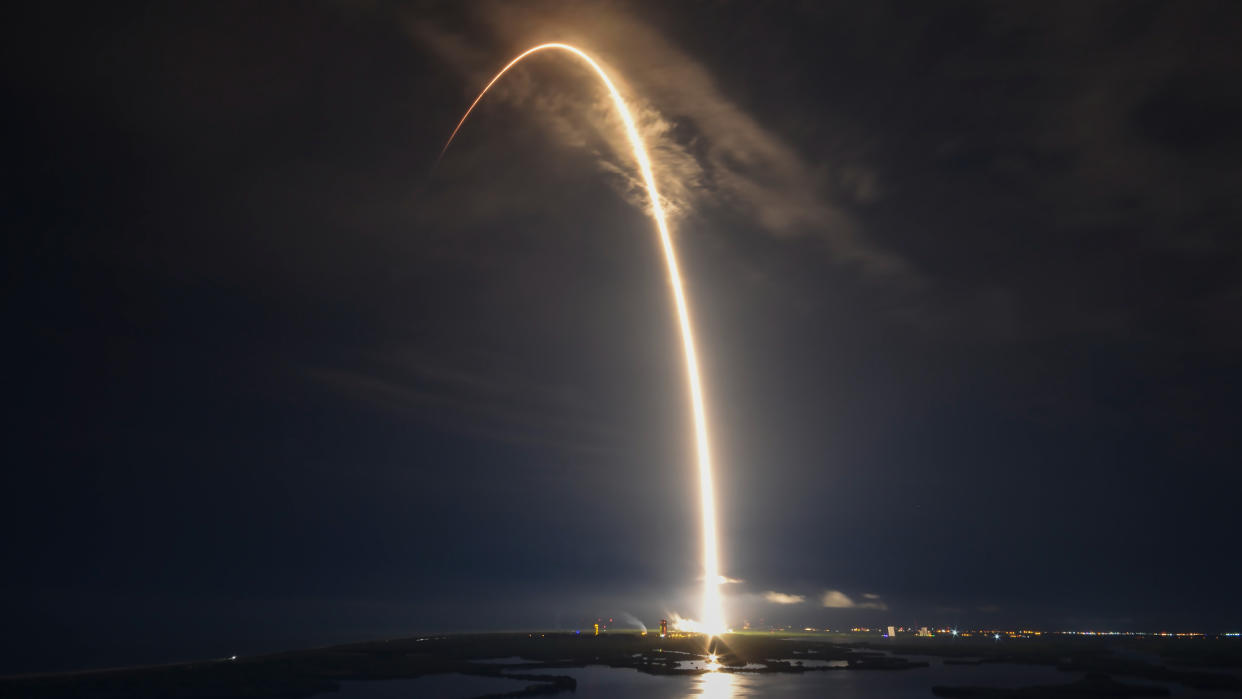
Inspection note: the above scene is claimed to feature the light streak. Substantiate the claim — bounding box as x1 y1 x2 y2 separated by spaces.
439 43 725 635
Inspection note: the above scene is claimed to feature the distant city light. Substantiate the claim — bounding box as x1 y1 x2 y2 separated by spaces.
782 626 1231 640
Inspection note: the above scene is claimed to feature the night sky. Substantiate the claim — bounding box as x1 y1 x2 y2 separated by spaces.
4 1 1241 675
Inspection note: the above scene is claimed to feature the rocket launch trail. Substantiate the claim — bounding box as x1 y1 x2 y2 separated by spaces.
438 43 725 635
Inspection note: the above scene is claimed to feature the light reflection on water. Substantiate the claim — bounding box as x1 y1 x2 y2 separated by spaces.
325 660 1227 695
325 661 1228 698
522 660 1079 698
691 670 740 697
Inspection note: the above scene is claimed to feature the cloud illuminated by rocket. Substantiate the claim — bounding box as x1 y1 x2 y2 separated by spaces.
763 591 807 605
822 590 888 610
410 0 908 276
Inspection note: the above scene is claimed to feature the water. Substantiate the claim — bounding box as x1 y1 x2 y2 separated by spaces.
332 673 531 698
526 662 1076 698
320 659 1227 698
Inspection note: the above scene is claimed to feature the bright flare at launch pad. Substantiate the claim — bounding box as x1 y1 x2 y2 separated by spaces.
439 43 726 635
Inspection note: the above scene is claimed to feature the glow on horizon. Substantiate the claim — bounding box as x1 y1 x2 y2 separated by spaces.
439 43 726 635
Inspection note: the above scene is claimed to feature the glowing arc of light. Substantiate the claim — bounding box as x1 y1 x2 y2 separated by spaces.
439 43 724 635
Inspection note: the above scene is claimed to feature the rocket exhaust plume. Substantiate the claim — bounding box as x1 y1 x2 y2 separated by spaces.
438 43 725 636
